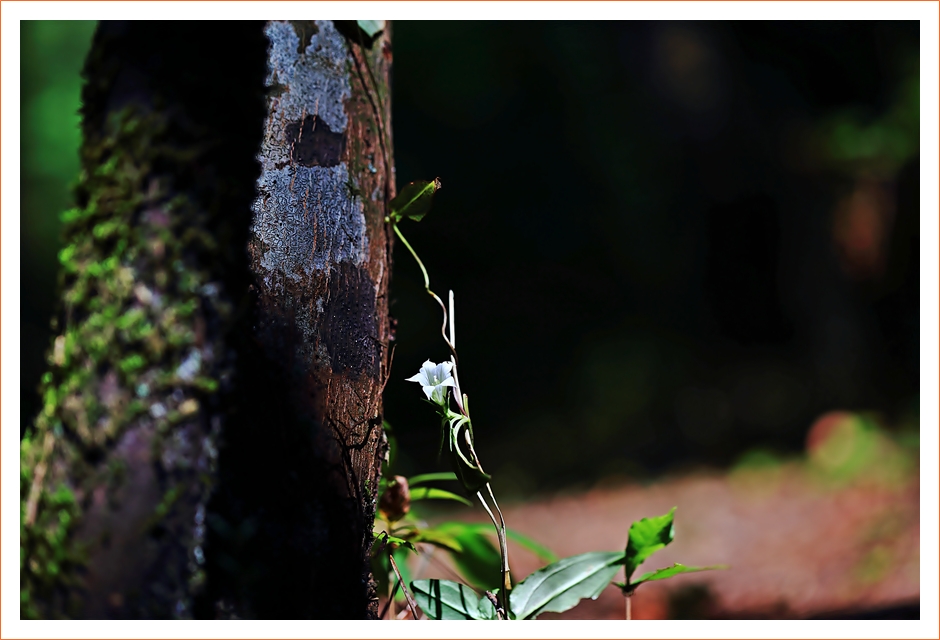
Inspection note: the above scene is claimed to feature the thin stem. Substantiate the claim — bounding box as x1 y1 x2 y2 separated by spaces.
393 224 459 369
388 552 420 621
626 594 632 620
393 224 430 289
484 591 506 621
447 290 465 414
476 489 510 616
485 483 512 605
448 290 456 348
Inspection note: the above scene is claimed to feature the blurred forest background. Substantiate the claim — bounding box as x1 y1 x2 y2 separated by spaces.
21 21 919 498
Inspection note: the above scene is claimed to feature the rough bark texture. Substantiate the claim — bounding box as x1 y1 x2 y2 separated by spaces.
19 22 268 618
21 20 393 620
209 20 394 619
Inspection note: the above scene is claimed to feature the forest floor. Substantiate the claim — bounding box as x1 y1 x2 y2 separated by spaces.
409 432 920 620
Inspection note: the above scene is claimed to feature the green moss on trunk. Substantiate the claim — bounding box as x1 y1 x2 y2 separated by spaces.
21 21 268 619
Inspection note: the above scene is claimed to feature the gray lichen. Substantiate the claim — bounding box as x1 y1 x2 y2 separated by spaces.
253 20 368 282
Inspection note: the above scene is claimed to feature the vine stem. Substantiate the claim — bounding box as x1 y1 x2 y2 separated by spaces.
393 224 461 410
394 223 510 615
393 223 430 289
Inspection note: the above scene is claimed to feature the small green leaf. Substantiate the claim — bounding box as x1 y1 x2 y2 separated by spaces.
509 551 625 620
624 507 676 581
434 522 503 592
411 579 489 620
408 472 458 486
356 20 385 38
389 178 441 223
373 532 417 554
410 486 473 506
621 562 727 594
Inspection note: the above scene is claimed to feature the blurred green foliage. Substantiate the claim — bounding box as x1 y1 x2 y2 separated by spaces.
823 61 919 172
21 21 97 434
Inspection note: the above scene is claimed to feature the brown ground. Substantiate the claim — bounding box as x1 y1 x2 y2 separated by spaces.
410 459 919 620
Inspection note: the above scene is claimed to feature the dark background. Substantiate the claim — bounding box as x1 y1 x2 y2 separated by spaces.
21 21 920 498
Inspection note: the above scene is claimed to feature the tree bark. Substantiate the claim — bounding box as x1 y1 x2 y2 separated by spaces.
20 20 393 620
206 20 394 619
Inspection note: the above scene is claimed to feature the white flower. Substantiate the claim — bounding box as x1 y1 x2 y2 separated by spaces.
406 360 456 406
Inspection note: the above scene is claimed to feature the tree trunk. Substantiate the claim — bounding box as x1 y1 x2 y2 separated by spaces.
207 20 394 619
20 20 392 620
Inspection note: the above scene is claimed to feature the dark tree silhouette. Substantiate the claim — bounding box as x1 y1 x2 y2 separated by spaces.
20 20 394 619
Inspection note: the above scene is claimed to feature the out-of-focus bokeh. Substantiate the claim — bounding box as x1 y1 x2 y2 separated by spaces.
386 21 919 489
21 21 920 619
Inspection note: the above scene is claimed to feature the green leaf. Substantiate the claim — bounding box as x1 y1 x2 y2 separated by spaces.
619 562 727 594
411 579 492 620
625 507 676 581
452 523 557 563
410 486 473 506
434 522 503 592
509 551 625 620
389 178 441 223
356 20 385 38
410 527 464 553
505 528 559 563
408 472 458 486
373 531 417 554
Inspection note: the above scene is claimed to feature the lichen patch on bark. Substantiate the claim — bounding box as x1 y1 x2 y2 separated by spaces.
254 20 368 282
264 20 350 133
254 163 368 281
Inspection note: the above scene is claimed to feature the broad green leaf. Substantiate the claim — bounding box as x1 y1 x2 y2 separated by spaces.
356 20 385 38
389 178 441 223
408 472 458 486
411 527 464 553
625 507 676 581
618 562 728 594
411 579 489 620
434 522 503 591
510 551 625 620
410 486 472 506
